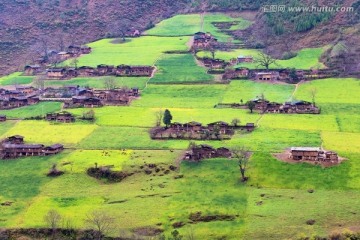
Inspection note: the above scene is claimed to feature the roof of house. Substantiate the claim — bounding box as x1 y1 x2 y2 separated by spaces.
45 144 64 149
3 144 44 149
290 147 321 152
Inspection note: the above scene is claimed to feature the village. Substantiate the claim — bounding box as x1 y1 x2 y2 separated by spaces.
0 85 140 111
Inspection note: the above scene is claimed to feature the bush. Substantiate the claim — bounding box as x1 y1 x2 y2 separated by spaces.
282 51 298 60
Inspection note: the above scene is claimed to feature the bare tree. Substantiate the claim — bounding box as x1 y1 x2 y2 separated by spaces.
309 88 317 106
232 147 251 182
39 35 49 61
254 52 278 70
155 109 164 127
44 209 62 234
104 77 117 90
71 57 79 69
85 210 115 240
33 75 46 90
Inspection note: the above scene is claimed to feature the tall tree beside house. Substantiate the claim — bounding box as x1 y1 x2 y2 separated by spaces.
232 147 251 182
309 88 317 106
246 101 256 113
163 109 172 128
33 75 46 90
71 57 79 69
104 77 117 90
254 52 278 70
155 109 164 127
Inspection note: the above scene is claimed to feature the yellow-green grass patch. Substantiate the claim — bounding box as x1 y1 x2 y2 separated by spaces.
1 121 97 146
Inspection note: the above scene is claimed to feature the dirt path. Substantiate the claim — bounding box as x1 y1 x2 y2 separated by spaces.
289 80 304 101
143 55 162 90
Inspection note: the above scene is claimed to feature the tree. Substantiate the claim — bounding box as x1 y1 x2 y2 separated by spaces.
232 147 251 182
155 109 164 127
85 210 114 240
33 75 46 90
163 109 172 128
82 109 95 121
104 77 117 90
71 57 79 69
246 101 256 113
309 88 317 106
44 209 62 234
231 118 240 127
254 52 278 70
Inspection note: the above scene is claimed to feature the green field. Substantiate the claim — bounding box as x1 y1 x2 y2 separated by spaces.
0 72 34 86
198 47 326 70
150 54 214 84
1 14 360 240
63 36 190 68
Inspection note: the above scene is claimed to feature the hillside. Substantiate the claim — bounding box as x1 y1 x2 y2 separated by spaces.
1 0 359 76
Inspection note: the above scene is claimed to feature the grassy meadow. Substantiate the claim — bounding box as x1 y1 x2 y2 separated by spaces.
0 13 360 240
197 47 326 70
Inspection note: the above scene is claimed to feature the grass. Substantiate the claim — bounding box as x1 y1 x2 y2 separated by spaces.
146 14 202 36
1 14 360 240
67 106 259 127
1 121 98 146
150 54 214 84
198 47 326 70
221 80 295 104
63 36 190 68
132 84 228 109
44 77 149 90
202 13 252 42
0 102 62 119
0 72 34 86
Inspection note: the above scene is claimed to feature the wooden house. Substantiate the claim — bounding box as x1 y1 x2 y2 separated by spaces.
46 68 68 79
253 72 280 81
57 51 73 61
8 97 28 108
0 115 6 122
170 122 183 131
6 135 24 144
1 143 44 158
80 46 92 54
290 147 338 162
193 32 217 48
46 112 75 123
281 100 320 114
184 144 232 161
237 55 253 63
24 65 42 75
97 64 115 75
222 67 249 80
202 58 227 69
68 96 102 108
115 65 154 77
207 121 229 134
27 95 40 105
67 45 81 55
77 66 97 76
43 144 64 155
183 121 202 132
16 86 37 95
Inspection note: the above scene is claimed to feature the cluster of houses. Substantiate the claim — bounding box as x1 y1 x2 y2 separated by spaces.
247 98 320 114
0 135 63 159
63 87 139 108
289 147 339 162
192 32 218 49
222 67 337 82
183 144 232 161
0 88 39 110
151 121 255 140
29 65 154 80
